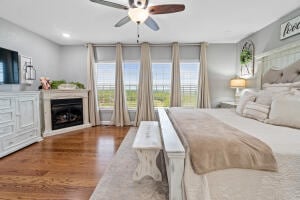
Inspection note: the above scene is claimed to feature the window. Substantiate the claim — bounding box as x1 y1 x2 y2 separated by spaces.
96 63 115 108
152 63 171 107
124 62 140 109
180 63 200 107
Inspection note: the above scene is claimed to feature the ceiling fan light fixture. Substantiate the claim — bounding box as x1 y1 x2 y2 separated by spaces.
128 8 149 24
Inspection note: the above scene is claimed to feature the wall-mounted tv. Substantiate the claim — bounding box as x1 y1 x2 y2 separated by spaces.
0 47 20 84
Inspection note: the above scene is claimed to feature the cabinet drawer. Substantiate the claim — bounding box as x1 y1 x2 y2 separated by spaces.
0 98 13 110
3 130 37 150
0 124 14 136
0 110 14 124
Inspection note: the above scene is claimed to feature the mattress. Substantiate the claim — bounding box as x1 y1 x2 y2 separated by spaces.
169 108 300 200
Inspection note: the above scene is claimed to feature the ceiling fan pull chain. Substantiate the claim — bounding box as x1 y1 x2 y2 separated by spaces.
137 22 140 43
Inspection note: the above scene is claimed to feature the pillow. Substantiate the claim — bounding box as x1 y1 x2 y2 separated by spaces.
292 81 300 88
236 91 256 115
263 82 292 92
255 91 273 106
290 88 300 96
243 102 270 122
265 94 300 129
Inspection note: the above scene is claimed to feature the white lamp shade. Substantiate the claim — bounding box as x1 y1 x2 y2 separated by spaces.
230 78 246 88
128 8 149 23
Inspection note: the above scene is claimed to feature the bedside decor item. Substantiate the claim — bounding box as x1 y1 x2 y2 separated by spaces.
280 15 300 40
240 40 255 78
230 78 246 102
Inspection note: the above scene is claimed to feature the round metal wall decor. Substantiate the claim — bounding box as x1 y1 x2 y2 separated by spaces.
240 40 255 78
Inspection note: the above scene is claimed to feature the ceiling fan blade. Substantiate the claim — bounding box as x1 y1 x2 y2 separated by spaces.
115 16 131 27
149 4 185 15
144 17 159 31
90 0 128 10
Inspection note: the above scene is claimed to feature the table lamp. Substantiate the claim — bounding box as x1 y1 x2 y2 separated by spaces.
230 78 246 103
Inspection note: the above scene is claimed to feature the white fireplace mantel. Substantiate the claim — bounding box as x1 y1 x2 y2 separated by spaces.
41 89 91 137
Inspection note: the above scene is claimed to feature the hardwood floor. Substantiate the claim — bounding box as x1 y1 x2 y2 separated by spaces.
0 126 130 200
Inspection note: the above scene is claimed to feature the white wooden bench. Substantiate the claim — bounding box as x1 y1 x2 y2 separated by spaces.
158 108 186 200
132 121 162 181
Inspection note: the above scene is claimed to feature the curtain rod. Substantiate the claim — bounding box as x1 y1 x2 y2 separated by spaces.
88 42 203 47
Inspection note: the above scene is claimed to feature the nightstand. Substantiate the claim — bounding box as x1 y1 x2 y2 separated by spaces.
219 101 238 108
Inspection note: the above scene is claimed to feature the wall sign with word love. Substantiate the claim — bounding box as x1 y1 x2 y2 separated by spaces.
280 15 300 40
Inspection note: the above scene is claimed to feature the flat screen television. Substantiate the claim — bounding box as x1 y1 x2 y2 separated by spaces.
0 47 20 84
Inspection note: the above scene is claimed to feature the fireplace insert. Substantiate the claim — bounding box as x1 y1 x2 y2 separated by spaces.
51 98 83 130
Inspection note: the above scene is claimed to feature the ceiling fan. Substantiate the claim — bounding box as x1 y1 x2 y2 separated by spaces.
90 0 185 31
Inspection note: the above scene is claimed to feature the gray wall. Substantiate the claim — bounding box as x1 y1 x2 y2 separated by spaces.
239 8 300 55
207 44 237 107
237 8 300 88
59 45 87 86
0 18 61 91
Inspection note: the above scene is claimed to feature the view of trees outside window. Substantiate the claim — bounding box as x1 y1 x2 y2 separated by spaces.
96 62 199 108
180 63 199 107
96 63 115 108
123 62 139 108
152 63 171 107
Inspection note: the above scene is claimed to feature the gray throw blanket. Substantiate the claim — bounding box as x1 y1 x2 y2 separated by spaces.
168 108 278 175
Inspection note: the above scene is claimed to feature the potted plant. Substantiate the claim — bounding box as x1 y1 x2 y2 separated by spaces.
240 49 252 74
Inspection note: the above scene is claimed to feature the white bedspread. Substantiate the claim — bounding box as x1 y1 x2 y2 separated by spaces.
181 109 300 200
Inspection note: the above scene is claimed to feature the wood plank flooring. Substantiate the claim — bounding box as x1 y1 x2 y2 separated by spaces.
0 126 130 200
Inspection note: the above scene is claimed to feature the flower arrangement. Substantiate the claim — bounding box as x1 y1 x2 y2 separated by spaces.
240 49 252 65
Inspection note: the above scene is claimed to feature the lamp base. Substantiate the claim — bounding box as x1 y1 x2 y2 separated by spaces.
235 88 241 103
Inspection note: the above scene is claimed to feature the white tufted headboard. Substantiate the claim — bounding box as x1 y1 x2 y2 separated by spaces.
255 41 300 88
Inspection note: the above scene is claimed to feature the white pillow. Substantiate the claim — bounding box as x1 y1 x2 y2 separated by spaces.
236 91 256 115
263 82 292 92
292 81 300 88
255 91 273 106
243 102 270 122
265 94 300 129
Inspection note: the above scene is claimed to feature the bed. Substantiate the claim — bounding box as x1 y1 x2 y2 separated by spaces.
158 42 300 200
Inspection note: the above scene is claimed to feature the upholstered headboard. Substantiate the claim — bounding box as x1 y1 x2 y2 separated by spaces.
256 41 300 87
262 59 300 84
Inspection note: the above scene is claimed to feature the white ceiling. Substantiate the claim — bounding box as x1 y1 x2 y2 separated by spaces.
0 0 300 45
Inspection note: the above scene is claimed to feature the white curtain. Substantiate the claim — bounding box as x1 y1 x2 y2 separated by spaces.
170 42 181 107
134 43 156 126
111 43 131 126
87 44 101 126
197 42 211 108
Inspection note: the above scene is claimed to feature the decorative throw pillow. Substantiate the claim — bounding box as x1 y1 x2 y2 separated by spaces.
236 91 256 115
265 94 300 129
243 102 270 122
255 91 273 106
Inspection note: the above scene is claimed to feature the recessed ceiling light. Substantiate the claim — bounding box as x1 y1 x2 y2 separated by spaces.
62 33 70 38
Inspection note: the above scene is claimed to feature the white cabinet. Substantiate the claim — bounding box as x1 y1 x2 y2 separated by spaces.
0 91 42 158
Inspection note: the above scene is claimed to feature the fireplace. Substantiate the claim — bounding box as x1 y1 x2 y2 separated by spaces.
51 98 83 130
